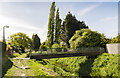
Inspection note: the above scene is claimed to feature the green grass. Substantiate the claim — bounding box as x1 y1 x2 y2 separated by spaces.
5 52 120 77
38 53 120 77
4 59 48 76
40 56 87 76
4 53 58 76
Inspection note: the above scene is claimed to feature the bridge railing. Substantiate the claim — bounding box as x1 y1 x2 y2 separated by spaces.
29 47 105 55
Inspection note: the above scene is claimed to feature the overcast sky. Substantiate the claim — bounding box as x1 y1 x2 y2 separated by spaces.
0 0 119 42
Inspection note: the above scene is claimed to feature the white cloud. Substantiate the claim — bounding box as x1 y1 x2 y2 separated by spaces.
0 15 47 42
100 16 118 22
77 4 100 17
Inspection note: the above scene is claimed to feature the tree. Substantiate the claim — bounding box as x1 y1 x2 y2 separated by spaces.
31 33 35 49
33 34 41 50
69 29 101 48
110 35 120 43
47 2 56 47
64 12 88 47
10 32 32 49
40 42 47 51
54 8 62 44
60 21 66 42
100 33 110 48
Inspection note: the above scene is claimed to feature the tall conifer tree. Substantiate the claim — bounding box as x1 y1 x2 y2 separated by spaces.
55 8 62 43
64 12 88 47
33 34 41 50
47 2 56 47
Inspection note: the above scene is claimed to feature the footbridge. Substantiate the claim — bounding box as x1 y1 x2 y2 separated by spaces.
29 47 105 59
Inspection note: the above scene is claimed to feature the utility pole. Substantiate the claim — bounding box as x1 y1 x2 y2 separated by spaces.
3 25 9 43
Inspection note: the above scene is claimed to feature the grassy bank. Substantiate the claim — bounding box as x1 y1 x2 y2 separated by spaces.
39 53 120 77
4 53 120 77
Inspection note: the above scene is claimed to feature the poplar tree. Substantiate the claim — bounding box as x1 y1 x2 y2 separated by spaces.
47 2 56 47
54 8 62 44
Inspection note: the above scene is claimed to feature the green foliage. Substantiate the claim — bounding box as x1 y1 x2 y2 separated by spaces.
60 22 66 43
64 12 88 47
40 42 48 49
9 53 20 58
100 33 110 48
69 29 101 48
33 34 41 50
54 8 62 44
10 32 32 49
47 63 74 76
5 59 48 76
6 42 12 54
27 60 48 76
6 42 25 54
90 53 120 77
43 53 120 77
52 43 60 48
47 2 56 47
52 43 61 52
44 56 87 76
110 35 120 43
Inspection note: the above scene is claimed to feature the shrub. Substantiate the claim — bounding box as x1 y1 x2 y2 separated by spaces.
19 45 25 53
9 45 25 54
100 34 110 48
69 29 101 48
90 53 120 77
52 43 60 48
52 43 61 52
9 53 20 58
60 41 68 48
40 42 48 51
110 35 120 43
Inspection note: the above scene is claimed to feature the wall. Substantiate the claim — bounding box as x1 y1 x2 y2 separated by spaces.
106 43 120 54
0 42 13 77
0 42 2 78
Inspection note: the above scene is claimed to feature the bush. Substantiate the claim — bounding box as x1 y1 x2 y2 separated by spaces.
19 45 25 53
52 43 61 52
110 35 120 43
9 53 20 58
52 43 60 48
60 41 68 48
40 42 48 51
100 34 110 48
69 29 101 48
90 53 120 77
9 45 25 54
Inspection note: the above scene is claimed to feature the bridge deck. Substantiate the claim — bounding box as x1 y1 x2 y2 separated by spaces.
30 51 103 59
29 47 105 59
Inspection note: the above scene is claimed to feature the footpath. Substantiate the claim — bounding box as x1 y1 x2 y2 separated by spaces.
4 53 58 76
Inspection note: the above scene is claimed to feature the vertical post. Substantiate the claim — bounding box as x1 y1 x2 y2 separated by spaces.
3 27 5 42
0 42 2 78
3 26 9 43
